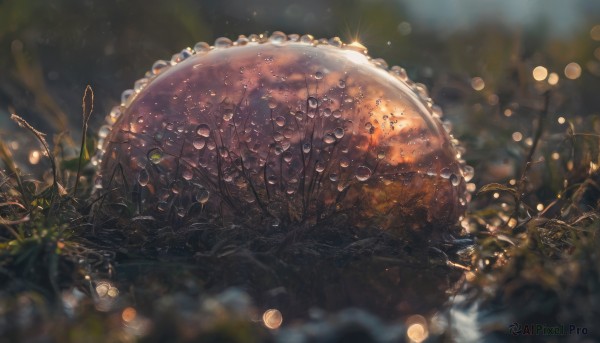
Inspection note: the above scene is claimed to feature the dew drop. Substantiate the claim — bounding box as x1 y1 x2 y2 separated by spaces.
137 168 149 186
182 168 194 181
98 125 111 138
315 162 325 173
197 189 210 204
193 42 210 54
275 116 286 127
196 124 211 137
450 173 460 186
193 137 206 150
307 97 318 109
329 173 338 182
333 127 344 139
355 166 372 181
315 71 324 80
323 133 336 144
440 168 452 179
340 157 350 168
152 60 169 75
269 31 287 45
214 37 233 48
463 165 475 182
222 111 234 121
302 143 311 153
147 148 164 164
338 80 346 88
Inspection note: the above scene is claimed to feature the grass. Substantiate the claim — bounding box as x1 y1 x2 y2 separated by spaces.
0 76 599 343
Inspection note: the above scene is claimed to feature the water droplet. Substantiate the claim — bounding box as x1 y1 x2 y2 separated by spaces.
440 168 452 179
138 168 149 186
157 201 168 212
333 127 344 139
450 173 460 186
323 133 336 144
196 124 211 137
152 60 169 75
355 166 372 181
197 190 210 204
193 42 210 53
170 180 182 194
98 125 111 138
307 97 318 109
193 137 206 150
222 111 234 121
340 157 350 168
275 116 286 126
269 31 287 45
463 165 475 182
315 162 325 173
219 147 229 158
338 80 346 88
300 34 314 44
315 71 324 80
182 168 193 180
147 148 164 164
121 89 134 105
214 37 232 48
302 143 311 153
329 173 338 182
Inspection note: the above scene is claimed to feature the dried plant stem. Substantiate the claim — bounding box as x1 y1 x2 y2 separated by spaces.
73 85 94 195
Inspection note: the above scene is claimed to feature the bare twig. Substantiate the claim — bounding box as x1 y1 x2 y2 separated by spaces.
73 85 94 195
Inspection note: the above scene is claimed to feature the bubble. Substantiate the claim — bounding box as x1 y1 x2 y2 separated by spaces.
440 168 452 179
147 148 164 164
196 124 211 137
138 168 149 186
98 34 468 233
355 166 372 181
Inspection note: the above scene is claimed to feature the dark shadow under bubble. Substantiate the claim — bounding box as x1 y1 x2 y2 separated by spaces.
102 214 465 322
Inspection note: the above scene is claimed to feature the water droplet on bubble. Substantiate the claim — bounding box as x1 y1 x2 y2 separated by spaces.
355 166 372 181
147 148 164 164
138 168 149 186
196 124 211 137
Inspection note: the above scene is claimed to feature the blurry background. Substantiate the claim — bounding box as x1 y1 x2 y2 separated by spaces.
1 0 600 207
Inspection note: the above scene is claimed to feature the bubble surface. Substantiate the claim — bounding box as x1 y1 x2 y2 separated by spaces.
97 34 468 233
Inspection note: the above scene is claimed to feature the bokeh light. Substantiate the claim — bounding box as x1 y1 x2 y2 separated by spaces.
532 66 548 81
564 62 582 79
547 72 559 85
406 314 429 343
262 309 283 329
471 77 485 91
